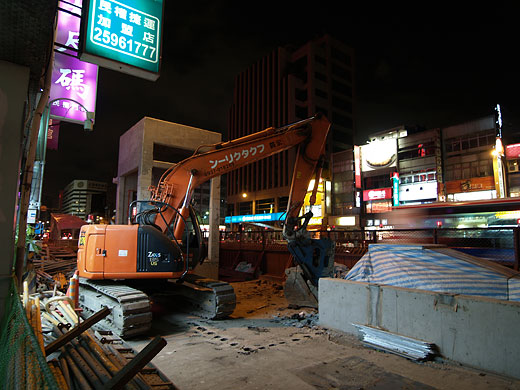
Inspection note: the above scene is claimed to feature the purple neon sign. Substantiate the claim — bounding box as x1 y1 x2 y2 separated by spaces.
50 0 98 124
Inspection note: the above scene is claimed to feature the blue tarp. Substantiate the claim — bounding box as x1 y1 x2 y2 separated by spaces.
345 244 520 301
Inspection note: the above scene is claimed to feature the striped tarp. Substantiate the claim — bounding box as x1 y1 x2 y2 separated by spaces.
345 244 520 301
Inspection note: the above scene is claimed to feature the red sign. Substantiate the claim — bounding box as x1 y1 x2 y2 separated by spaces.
47 119 60 150
506 143 520 159
363 188 392 201
354 146 361 188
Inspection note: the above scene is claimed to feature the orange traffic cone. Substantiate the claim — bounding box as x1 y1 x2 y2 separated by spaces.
66 270 79 309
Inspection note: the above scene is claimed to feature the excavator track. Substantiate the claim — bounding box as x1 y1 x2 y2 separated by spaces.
78 275 236 338
170 274 236 319
78 278 152 338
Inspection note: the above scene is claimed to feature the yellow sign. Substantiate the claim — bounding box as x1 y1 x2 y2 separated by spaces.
495 211 520 219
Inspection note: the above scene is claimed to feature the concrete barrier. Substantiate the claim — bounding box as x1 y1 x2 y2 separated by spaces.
319 278 520 379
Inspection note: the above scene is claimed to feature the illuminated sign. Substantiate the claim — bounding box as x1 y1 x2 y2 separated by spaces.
360 139 397 172
51 0 98 124
506 143 520 159
336 216 356 226
56 0 83 55
495 211 520 220
308 217 323 226
399 182 438 202
225 212 285 224
354 145 361 188
392 172 399 206
363 188 392 201
50 53 99 123
81 0 163 81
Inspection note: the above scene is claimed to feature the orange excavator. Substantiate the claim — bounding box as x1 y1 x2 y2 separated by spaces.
76 115 335 337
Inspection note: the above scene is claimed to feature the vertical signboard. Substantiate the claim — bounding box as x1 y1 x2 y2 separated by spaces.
493 137 507 198
80 0 163 81
50 53 99 123
392 172 399 206
51 0 99 124
354 145 361 188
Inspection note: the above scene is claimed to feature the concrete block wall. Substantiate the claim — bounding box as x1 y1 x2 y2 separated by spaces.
319 278 520 379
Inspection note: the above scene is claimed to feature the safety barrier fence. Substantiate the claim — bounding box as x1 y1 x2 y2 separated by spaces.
217 227 520 272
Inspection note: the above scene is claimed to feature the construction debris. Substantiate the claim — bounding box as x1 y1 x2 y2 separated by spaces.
32 244 78 291
20 278 176 389
353 324 438 361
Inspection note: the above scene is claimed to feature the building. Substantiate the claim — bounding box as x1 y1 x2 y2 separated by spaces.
442 115 497 201
329 149 360 228
357 114 503 229
397 127 442 205
61 180 107 220
506 142 520 197
113 117 225 225
113 117 226 279
359 126 410 228
226 34 355 224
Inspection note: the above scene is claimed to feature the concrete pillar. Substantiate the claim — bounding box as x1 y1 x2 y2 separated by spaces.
114 175 125 224
0 61 30 322
138 135 153 202
196 176 220 279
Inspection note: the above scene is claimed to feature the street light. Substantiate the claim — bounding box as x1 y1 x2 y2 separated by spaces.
46 97 95 131
29 97 96 222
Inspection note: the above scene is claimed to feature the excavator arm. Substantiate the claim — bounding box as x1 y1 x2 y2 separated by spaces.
148 114 331 242
145 114 335 307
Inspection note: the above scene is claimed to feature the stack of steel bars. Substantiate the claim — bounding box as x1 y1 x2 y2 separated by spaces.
21 282 172 389
33 244 78 290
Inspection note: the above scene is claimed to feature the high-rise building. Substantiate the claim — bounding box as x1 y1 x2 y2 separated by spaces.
61 180 107 220
227 34 355 219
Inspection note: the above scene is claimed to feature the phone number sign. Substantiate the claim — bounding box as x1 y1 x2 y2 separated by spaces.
81 0 163 80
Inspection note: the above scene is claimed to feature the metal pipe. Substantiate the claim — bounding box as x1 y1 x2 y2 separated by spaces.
59 355 72 390
66 345 104 389
76 345 112 384
63 351 91 390
79 334 120 377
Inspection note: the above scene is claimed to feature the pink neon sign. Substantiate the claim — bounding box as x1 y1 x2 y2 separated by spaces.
50 0 98 124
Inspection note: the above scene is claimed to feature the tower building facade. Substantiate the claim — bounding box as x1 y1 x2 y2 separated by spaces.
227 34 355 219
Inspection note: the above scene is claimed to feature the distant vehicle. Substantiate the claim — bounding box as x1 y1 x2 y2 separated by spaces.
386 198 520 229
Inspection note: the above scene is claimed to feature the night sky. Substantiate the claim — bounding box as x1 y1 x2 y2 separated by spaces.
42 3 520 210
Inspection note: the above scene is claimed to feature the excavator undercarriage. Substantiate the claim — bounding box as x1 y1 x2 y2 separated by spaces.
78 274 236 338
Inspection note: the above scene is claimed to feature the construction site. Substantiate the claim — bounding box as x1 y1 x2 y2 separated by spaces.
1 99 519 390
3 227 520 389
2 2 520 389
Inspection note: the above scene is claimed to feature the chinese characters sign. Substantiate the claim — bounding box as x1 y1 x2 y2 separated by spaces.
363 188 392 201
81 0 163 80
50 53 98 123
51 0 98 123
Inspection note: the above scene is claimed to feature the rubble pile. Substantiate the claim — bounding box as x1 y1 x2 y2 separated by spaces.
271 310 320 328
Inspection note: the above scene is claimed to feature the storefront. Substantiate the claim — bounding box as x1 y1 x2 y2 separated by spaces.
445 176 496 201
363 188 393 228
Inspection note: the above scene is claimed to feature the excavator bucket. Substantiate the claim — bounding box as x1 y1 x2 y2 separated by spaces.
284 266 319 308
284 238 335 308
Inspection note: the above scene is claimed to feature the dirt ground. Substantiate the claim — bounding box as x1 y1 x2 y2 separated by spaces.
126 279 520 390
